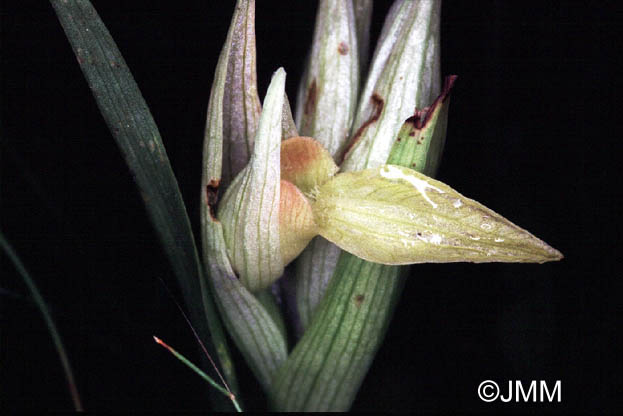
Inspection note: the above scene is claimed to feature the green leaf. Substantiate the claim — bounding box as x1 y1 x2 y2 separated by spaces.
49 0 237 407
295 0 359 159
342 0 442 171
314 165 563 265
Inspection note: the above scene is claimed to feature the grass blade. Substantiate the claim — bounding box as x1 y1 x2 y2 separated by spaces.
153 336 242 412
1 231 83 411
48 0 237 406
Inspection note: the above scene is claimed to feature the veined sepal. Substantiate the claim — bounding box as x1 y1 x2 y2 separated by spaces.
203 0 261 192
313 165 563 265
218 68 286 292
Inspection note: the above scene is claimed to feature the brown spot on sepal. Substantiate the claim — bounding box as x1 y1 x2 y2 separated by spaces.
205 179 220 221
339 93 385 165
338 42 349 55
304 79 317 116
354 294 365 307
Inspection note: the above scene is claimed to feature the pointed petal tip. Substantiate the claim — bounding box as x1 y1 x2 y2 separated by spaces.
504 235 563 264
521 231 563 264
539 244 564 263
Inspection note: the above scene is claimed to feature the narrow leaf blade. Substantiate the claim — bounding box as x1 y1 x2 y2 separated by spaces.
0 231 83 411
50 0 236 405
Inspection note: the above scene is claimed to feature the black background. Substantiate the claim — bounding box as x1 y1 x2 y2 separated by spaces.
1 0 621 412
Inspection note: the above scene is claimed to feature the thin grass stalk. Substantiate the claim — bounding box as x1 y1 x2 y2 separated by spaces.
1 231 83 411
153 336 242 412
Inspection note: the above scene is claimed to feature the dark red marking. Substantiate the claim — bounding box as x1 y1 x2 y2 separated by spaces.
339 93 385 165
405 75 458 132
304 79 318 116
338 42 349 55
205 179 220 221
354 294 365 307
